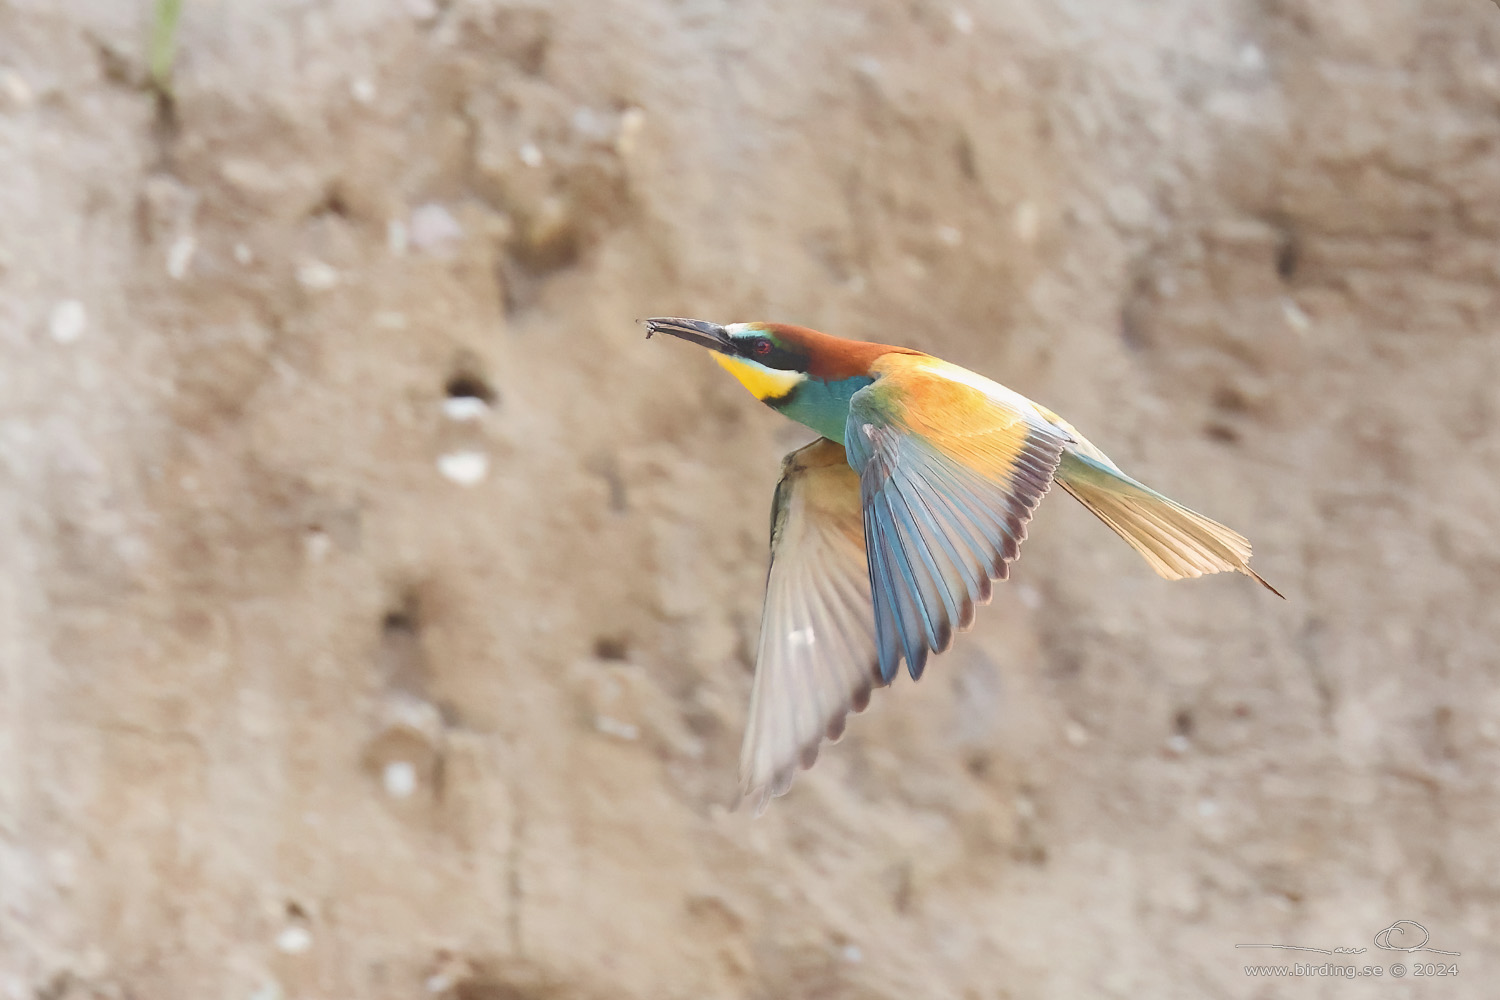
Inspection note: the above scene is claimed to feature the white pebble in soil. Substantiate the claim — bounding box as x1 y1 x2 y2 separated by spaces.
383 760 418 799
296 260 339 290
594 716 640 742
350 76 377 104
616 107 646 157
303 530 332 563
167 235 197 280
409 203 463 253
437 450 489 486
1016 582 1043 610
1282 296 1311 333
442 396 489 421
387 219 409 256
275 925 312 955
49 300 87 343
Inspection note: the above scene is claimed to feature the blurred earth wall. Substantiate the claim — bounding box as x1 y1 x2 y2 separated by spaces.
2 1 1499 998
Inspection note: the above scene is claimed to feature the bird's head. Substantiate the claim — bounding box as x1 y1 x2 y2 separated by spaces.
644 317 813 403
644 316 902 403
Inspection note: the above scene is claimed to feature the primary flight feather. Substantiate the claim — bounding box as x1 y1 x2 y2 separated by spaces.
644 317 1281 811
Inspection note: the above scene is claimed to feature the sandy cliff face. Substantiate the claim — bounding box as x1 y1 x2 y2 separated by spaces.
2 1 1497 997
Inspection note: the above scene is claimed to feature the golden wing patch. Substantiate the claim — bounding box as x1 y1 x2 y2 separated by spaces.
845 357 1071 681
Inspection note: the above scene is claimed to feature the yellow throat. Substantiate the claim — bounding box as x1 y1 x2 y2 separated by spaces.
712 353 804 402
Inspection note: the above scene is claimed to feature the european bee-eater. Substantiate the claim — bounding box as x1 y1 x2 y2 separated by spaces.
644 317 1279 811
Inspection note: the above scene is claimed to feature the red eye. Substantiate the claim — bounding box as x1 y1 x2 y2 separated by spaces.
753 339 772 355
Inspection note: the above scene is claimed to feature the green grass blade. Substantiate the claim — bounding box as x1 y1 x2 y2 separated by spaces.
149 0 183 96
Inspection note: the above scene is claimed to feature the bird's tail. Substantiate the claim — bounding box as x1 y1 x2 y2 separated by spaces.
1052 449 1282 597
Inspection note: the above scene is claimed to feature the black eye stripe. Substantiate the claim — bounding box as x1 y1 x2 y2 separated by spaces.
736 334 799 369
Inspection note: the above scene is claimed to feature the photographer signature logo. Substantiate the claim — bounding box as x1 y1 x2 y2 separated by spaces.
1236 920 1460 957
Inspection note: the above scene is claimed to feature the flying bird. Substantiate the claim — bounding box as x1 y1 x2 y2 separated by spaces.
644 317 1280 811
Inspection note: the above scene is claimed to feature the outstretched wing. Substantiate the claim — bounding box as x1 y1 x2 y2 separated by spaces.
844 356 1071 682
739 437 884 813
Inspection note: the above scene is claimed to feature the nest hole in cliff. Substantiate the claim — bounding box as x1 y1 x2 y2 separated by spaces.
1203 423 1241 445
1173 708 1195 738
1274 224 1301 281
308 182 352 221
378 589 430 694
445 371 498 406
445 969 572 1000
592 635 629 661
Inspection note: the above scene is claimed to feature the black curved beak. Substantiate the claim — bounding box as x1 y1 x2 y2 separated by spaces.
642 316 734 355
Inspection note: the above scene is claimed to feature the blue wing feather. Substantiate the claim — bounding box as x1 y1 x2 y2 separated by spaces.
845 382 1067 680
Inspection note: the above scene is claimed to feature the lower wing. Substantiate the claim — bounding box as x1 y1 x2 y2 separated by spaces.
739 437 884 812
